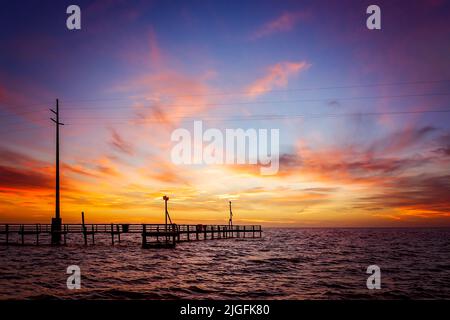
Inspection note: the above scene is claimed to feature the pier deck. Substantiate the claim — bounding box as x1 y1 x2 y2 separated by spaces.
0 223 262 248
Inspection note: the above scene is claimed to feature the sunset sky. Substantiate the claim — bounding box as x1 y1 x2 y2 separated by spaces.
0 0 449 226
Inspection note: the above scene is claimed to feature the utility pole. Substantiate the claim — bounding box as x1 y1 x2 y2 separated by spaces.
50 99 64 245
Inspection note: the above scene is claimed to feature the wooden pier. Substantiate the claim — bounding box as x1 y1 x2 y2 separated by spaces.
0 223 262 248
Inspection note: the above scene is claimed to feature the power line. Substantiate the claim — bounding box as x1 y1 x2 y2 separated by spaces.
1 79 449 110
55 108 450 125
0 126 48 135
0 109 49 119
1 92 448 116
1 103 450 127
0 108 448 135
60 79 450 102
0 108 449 129
65 92 450 111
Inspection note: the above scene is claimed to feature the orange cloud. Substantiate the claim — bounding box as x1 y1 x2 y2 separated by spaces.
63 163 99 178
142 160 189 185
360 174 450 217
0 146 54 193
217 125 450 223
246 61 310 98
117 69 214 130
0 165 53 191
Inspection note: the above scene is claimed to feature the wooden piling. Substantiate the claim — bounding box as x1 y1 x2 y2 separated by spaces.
175 225 180 242
63 225 67 245
111 223 114 245
172 227 176 245
142 224 147 247
81 212 87 245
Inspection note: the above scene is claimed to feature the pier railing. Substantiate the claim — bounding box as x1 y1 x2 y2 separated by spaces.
0 223 262 248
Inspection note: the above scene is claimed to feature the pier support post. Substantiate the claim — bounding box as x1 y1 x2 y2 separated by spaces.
142 224 147 247
51 217 62 245
63 225 67 245
172 226 177 245
21 225 24 245
111 224 114 245
82 212 87 245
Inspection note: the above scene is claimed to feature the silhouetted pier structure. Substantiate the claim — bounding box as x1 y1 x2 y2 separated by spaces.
6 100 262 249
0 223 262 248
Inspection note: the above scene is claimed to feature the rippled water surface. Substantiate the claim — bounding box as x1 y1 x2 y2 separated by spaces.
1 228 449 299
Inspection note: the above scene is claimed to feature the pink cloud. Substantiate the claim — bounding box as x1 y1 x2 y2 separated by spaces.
110 129 134 155
115 28 214 128
148 27 162 66
246 61 310 98
252 11 309 39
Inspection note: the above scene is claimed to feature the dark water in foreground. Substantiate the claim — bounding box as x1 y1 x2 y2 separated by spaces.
0 228 449 299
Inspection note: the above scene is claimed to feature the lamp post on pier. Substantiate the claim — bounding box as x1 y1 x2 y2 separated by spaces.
163 196 173 230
